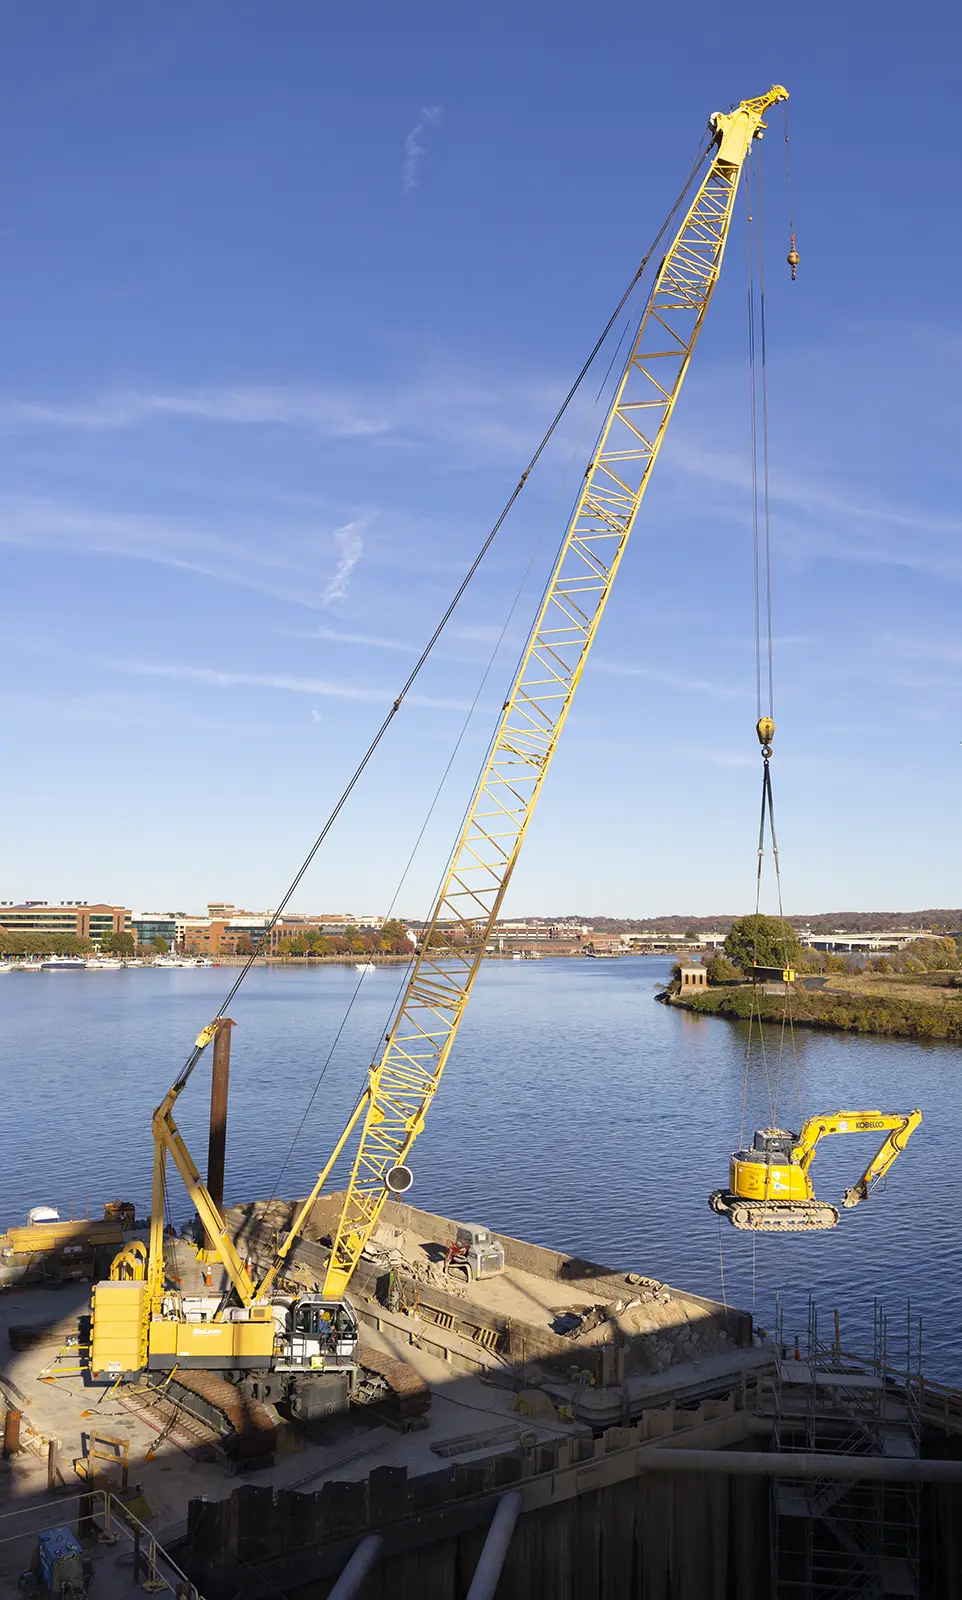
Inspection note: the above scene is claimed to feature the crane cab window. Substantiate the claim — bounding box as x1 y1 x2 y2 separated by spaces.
293 1303 352 1339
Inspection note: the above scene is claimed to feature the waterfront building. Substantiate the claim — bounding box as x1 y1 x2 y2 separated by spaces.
0 902 131 946
131 912 179 948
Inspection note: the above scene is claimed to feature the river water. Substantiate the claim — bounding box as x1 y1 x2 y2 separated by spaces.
3 957 958 1380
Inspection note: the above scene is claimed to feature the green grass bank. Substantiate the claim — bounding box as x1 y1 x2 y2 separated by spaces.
668 981 962 1042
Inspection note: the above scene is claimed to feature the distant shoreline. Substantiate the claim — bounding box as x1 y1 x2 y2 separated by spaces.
666 981 962 1043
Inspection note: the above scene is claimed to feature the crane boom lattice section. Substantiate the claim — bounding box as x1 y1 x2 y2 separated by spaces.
322 93 784 1299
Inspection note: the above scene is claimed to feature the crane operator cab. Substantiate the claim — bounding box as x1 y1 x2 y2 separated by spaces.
281 1295 358 1370
242 1294 362 1422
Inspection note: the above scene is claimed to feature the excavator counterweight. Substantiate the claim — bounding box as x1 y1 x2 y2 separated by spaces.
710 1109 922 1232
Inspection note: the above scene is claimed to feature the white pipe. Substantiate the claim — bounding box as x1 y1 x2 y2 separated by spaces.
327 1534 384 1600
465 1491 523 1600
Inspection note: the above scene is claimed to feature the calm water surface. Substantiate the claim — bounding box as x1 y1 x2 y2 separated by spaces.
2 957 957 1379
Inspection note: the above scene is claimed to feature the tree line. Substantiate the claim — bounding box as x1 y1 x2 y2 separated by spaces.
670 915 962 987
201 919 414 960
0 929 165 958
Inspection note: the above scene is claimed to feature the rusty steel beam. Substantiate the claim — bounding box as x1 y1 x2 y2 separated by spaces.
204 1019 234 1250
630 1446 962 1483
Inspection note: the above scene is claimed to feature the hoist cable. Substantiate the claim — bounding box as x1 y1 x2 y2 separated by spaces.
756 154 775 719
168 136 715 1098
740 133 797 1138
242 135 719 1205
262 387 608 1210
784 103 797 242
744 162 763 726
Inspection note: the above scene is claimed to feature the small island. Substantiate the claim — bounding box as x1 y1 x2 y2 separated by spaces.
664 915 962 1042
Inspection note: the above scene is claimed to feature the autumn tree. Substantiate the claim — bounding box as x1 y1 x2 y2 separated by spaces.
724 914 801 974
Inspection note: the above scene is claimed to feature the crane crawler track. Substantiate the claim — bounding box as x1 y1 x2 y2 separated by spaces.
154 1369 278 1461
709 1191 840 1233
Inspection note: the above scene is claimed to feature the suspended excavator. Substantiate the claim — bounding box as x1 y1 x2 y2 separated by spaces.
90 86 790 1426
710 1108 922 1232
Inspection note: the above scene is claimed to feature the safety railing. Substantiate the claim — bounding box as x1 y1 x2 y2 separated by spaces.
838 1351 962 1436
0 1486 202 1596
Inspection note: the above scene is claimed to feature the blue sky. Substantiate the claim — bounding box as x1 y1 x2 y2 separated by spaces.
1 2 959 919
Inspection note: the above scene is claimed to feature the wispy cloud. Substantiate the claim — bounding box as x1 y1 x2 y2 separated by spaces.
100 656 471 712
0 386 391 438
402 106 442 193
0 493 378 611
0 368 562 466
593 659 747 701
664 433 962 584
301 625 416 652
322 519 367 604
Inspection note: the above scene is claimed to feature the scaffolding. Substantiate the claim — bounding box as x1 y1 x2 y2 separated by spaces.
771 1300 922 1600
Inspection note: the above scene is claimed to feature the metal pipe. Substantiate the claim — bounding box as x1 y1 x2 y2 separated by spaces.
204 1019 233 1249
466 1491 523 1600
326 1534 384 1600
634 1447 962 1482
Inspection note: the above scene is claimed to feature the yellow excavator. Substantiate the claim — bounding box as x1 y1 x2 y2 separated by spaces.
90 85 791 1421
710 1109 922 1232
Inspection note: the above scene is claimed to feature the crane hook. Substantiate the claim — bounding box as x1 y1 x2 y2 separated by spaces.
786 233 799 281
756 716 775 759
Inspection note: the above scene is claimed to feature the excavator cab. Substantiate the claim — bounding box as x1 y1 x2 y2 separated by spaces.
752 1128 794 1160
725 1128 816 1215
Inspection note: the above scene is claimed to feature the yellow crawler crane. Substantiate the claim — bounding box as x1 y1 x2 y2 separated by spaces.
91 85 788 1416
710 1108 922 1232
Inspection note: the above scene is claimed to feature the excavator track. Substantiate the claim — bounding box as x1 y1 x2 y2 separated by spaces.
709 1191 840 1233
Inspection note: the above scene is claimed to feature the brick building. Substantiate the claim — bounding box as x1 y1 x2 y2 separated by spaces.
0 902 131 946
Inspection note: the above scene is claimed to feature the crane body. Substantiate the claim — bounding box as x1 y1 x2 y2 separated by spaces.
710 1108 922 1232
90 86 790 1418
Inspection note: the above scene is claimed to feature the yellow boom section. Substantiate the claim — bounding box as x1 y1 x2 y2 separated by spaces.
793 1108 922 1206
321 87 788 1300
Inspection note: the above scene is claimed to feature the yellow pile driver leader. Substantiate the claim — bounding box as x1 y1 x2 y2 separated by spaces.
710 1109 922 1232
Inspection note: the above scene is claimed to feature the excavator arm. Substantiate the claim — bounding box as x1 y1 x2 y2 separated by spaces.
793 1109 922 1204
840 1109 923 1207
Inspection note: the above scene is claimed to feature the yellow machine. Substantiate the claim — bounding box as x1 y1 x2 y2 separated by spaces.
710 1109 922 1232
90 85 790 1419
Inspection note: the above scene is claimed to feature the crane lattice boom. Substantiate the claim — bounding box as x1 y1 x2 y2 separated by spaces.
317 88 788 1299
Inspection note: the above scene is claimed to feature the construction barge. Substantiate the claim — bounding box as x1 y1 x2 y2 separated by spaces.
4 84 962 1600
2 1194 962 1598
